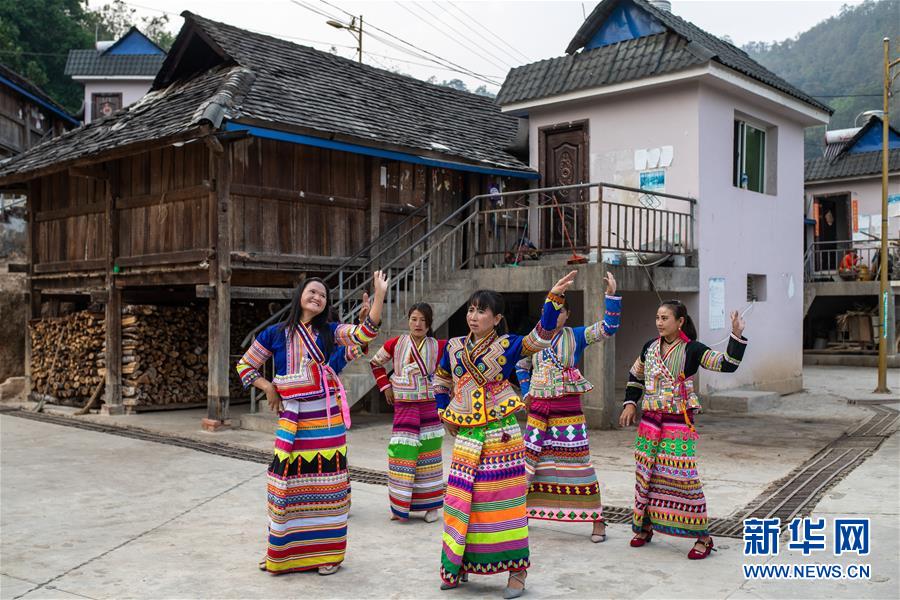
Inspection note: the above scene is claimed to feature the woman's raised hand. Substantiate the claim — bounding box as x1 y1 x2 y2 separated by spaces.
604 271 617 296
550 270 578 296
731 310 746 338
373 270 389 298
358 292 370 324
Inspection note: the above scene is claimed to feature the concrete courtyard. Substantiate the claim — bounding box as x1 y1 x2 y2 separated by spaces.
1 366 898 599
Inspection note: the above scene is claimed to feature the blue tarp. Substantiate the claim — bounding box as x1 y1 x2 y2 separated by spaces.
585 0 665 50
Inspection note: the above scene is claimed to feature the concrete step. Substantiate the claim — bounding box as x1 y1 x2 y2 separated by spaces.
704 389 781 413
239 411 277 434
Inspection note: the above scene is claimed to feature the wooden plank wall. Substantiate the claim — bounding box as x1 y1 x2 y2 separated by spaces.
32 171 107 267
229 137 368 258
116 143 210 258
31 143 211 271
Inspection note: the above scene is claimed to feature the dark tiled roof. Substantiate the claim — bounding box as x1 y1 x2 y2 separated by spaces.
805 148 900 182
0 63 78 124
499 0 831 113
1 12 530 181
0 65 254 180
169 13 528 171
65 49 166 77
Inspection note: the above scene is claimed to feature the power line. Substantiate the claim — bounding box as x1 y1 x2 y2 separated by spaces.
314 0 501 86
432 2 528 67
403 1 514 71
394 1 509 73
445 1 533 64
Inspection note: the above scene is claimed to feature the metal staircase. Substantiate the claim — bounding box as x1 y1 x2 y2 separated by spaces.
239 181 698 426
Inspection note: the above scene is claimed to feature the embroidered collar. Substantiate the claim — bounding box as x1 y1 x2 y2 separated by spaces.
295 322 326 364
462 331 496 386
408 335 429 375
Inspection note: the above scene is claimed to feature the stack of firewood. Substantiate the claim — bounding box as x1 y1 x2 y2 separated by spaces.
29 301 281 408
29 311 105 405
120 305 208 407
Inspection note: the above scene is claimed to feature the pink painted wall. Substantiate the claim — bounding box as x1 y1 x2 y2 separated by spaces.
521 78 814 395
697 83 806 394
82 81 153 123
806 175 900 241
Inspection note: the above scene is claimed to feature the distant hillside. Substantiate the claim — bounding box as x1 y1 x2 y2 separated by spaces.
743 0 900 160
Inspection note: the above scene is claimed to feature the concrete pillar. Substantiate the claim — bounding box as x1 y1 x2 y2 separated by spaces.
581 273 616 429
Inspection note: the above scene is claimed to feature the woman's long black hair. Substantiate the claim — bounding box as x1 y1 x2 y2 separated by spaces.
280 277 336 357
659 299 698 341
467 289 508 335
408 302 435 337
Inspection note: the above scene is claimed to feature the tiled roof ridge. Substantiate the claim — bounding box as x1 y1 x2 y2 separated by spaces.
182 11 504 110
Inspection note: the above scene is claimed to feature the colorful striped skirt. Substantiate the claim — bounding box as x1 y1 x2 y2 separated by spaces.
633 409 707 538
388 399 445 519
524 395 602 522
262 396 349 574
440 414 529 585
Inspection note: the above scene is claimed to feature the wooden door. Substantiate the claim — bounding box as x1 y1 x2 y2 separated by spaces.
540 123 588 251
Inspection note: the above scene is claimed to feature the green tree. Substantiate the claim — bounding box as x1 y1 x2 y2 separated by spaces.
83 1 175 50
0 0 93 112
743 0 900 159
0 0 175 114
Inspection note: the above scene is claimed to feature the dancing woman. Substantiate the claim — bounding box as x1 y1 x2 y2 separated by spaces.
236 272 389 576
619 299 747 560
516 272 621 542
434 271 577 599
369 303 448 523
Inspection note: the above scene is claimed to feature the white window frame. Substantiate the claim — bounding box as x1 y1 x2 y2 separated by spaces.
734 119 767 194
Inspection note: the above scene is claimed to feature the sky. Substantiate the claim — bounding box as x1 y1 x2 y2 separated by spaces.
95 0 867 93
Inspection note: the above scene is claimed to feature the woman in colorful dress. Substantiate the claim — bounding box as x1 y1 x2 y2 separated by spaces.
434 270 577 599
369 303 448 523
236 272 389 576
619 299 747 560
516 272 621 543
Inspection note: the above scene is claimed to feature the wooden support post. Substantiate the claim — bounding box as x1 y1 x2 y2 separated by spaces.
24 181 38 399
203 141 232 431
369 159 383 245
102 163 124 415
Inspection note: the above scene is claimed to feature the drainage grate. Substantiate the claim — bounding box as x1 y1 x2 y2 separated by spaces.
728 404 898 537
1 408 390 486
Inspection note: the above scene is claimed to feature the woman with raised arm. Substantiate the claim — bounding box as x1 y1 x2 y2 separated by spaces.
236 272 389 576
619 300 747 560
433 271 577 599
516 272 621 543
369 303 448 523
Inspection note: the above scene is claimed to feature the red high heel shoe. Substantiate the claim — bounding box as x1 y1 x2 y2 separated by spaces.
687 536 716 560
629 529 653 547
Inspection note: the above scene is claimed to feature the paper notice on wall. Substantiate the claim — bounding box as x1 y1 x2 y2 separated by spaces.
852 199 859 232
853 214 869 241
787 274 795 299
659 145 674 167
889 194 900 218
709 277 726 330
646 148 661 168
634 149 648 171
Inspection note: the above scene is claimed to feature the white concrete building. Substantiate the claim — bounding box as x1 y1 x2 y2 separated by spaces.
497 0 832 397
803 116 900 364
64 27 166 124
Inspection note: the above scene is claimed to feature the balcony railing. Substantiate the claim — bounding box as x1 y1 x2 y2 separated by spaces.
804 239 900 282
